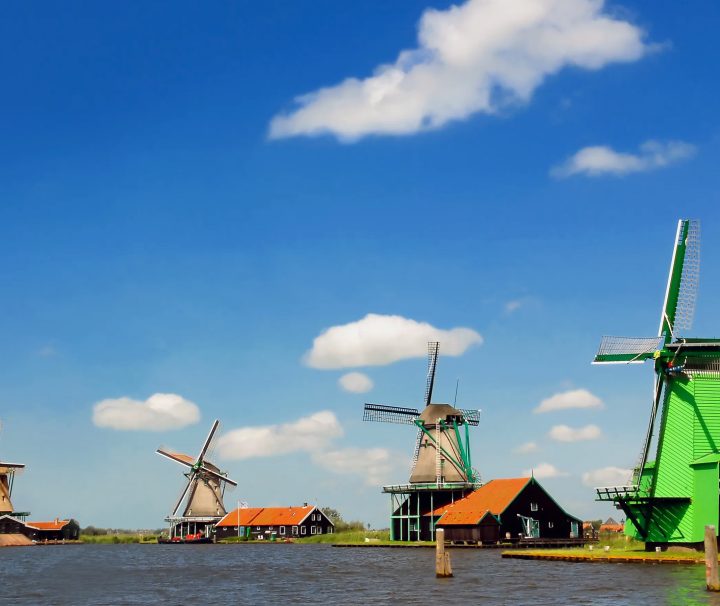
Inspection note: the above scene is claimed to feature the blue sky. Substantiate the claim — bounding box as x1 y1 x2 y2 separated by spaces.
1 0 720 528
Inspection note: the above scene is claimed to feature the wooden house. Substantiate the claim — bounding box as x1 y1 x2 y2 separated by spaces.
215 504 334 540
430 477 582 542
0 514 29 536
24 519 80 541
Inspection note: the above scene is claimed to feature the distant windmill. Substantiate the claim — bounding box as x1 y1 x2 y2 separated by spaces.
0 420 27 519
362 342 481 541
593 219 720 548
156 419 237 543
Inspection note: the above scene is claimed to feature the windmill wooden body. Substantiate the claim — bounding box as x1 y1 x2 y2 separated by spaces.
594 219 720 548
156 419 237 543
0 424 28 520
363 342 481 541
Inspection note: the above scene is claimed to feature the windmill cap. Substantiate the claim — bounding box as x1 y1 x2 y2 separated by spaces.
419 403 465 425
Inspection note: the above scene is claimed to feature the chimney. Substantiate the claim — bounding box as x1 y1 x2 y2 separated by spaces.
303 502 308 507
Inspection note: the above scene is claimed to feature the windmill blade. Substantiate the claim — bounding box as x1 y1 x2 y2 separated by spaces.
659 219 700 340
410 428 423 473
156 448 194 469
171 475 195 516
197 419 220 462
459 409 481 426
634 372 666 486
0 462 25 468
363 403 420 425
424 342 440 407
199 464 238 487
593 336 664 364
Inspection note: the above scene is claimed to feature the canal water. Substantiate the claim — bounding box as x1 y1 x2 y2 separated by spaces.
4 544 720 605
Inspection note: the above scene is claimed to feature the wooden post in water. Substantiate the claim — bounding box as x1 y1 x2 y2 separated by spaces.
705 525 720 592
435 528 453 578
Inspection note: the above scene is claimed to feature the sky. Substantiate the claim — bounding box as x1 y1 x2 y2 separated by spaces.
1 0 720 529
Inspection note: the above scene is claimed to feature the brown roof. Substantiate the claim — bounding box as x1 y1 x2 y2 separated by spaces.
436 509 495 526
216 505 318 528
26 520 71 531
429 478 532 518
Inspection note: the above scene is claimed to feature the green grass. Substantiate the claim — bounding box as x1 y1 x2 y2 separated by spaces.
508 534 706 561
295 530 391 544
79 534 159 544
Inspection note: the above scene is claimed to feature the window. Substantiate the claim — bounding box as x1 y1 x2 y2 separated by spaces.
256 526 261 530
548 522 554 528
292 526 298 535
280 526 285 535
328 527 333 534
301 526 306 535
530 503 538 512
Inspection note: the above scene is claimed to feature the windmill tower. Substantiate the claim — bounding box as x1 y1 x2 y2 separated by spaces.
156 419 237 542
363 342 481 541
0 421 28 520
593 219 720 548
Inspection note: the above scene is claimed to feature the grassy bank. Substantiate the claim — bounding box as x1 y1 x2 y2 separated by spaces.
80 534 159 544
504 534 707 563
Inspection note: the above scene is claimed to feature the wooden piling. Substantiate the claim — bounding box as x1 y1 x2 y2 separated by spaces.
435 528 453 578
705 525 720 591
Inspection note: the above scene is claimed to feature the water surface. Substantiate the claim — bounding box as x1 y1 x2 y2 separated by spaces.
4 544 720 605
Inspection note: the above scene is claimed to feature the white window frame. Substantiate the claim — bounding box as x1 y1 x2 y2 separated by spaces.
530 503 538 512
301 526 306 535
292 526 298 535
310 526 316 535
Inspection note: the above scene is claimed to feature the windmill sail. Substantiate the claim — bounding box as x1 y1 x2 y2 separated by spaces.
593 336 665 364
659 219 700 340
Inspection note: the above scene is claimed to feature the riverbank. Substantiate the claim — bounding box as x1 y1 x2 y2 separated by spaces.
502 549 706 564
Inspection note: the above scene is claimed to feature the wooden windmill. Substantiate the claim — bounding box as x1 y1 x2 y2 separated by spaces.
156 419 237 543
593 219 720 548
363 342 481 541
0 421 27 518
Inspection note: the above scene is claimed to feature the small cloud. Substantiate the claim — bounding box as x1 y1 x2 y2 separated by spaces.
338 372 374 394
582 466 633 487
522 462 569 479
312 447 403 486
549 424 602 442
513 441 538 454
551 140 696 178
305 313 482 369
37 345 57 357
269 0 651 141
504 300 524 315
217 411 343 460
92 393 200 431
534 389 603 413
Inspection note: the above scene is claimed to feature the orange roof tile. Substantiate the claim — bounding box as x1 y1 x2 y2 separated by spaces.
216 506 318 528
437 509 495 526
428 477 532 517
27 520 70 531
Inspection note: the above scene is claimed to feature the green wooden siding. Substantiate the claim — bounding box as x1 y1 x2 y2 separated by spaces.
654 379 694 498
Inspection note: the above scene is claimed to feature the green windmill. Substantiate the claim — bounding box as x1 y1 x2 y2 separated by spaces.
592 218 720 548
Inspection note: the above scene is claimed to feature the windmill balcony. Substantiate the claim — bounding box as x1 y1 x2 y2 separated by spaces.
595 485 641 502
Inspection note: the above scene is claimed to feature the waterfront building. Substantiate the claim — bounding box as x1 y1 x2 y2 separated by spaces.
215 504 334 540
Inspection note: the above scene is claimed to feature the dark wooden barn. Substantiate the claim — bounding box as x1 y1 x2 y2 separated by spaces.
0 514 28 535
24 519 80 541
430 477 582 542
215 504 334 540
435 508 500 543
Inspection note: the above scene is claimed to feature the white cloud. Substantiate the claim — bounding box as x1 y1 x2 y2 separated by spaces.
513 441 538 454
305 313 482 369
534 388 603 413
549 424 602 442
522 462 569 479
504 300 524 314
312 447 401 486
92 393 200 431
217 411 343 460
582 466 633 487
269 0 650 141
339 372 374 393
552 140 696 177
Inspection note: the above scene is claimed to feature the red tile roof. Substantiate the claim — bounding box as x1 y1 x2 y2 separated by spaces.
26 519 71 531
429 477 532 518
216 505 318 528
436 509 494 526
